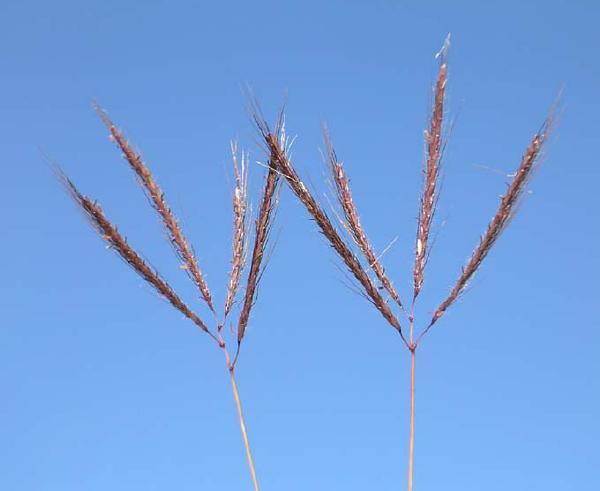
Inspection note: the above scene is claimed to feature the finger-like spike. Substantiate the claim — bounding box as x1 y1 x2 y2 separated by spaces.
225 143 249 317
413 54 448 301
419 116 552 343
58 168 212 336
93 103 215 312
236 141 280 347
325 129 406 313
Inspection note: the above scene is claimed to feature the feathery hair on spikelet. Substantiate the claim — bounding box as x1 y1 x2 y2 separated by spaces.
325 130 405 312
236 139 281 346
254 113 409 347
417 117 552 342
225 142 249 318
58 169 212 335
93 103 215 313
413 49 448 302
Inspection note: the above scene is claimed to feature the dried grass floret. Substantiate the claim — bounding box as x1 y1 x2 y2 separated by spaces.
419 117 552 341
58 170 212 336
325 130 406 312
236 138 281 345
413 54 447 301
94 103 215 312
225 142 249 317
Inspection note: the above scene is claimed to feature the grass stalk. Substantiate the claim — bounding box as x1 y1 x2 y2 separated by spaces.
216 328 260 491
407 348 416 491
229 366 260 491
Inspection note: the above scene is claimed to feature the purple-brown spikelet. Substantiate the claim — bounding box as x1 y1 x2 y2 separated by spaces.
94 103 215 313
225 143 249 318
420 118 551 339
237 148 279 344
256 117 408 347
325 132 405 311
59 171 211 335
413 55 447 301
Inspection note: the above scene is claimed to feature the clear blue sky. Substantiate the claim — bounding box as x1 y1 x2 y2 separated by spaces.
2 1 599 490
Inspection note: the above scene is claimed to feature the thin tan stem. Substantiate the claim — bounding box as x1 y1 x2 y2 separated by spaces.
229 368 260 491
219 340 260 491
407 348 416 491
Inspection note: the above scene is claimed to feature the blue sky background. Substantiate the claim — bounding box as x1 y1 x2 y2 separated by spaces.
2 1 599 490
